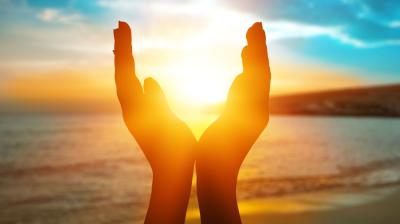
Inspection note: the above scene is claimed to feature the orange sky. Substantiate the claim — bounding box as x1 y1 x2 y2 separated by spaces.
1 60 361 113
0 64 361 136
2 0 379 123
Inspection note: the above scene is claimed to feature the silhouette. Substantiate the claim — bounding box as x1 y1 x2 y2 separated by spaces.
114 21 196 224
114 21 270 224
196 22 270 224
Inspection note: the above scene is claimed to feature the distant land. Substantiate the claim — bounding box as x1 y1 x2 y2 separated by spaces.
1 84 400 117
270 84 400 117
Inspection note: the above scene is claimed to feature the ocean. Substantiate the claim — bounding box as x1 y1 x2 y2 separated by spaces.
1 115 400 223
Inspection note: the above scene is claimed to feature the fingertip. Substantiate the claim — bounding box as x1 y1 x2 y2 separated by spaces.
119 21 130 30
144 77 155 85
144 77 169 109
251 22 263 31
144 77 160 94
254 21 263 29
246 21 266 46
120 22 132 41
143 77 151 86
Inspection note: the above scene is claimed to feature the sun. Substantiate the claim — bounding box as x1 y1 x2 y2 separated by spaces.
179 71 228 106
163 55 236 108
154 56 238 137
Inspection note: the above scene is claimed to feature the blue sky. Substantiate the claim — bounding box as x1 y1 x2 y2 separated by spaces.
223 0 400 81
0 0 399 110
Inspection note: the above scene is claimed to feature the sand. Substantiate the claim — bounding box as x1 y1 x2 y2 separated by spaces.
186 186 400 224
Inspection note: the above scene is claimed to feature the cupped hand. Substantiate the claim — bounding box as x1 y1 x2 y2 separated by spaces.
196 22 271 224
198 22 270 178
114 21 196 224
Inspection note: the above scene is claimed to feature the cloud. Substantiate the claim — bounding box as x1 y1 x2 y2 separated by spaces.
265 20 400 48
38 8 59 22
96 0 400 48
37 8 81 24
220 0 400 48
389 21 400 28
97 0 188 8
96 0 255 49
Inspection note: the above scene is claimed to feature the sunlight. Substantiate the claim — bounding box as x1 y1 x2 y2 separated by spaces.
174 61 230 106
161 56 233 137
130 0 253 109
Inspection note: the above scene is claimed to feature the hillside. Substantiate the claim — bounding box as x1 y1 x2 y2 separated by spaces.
270 84 400 117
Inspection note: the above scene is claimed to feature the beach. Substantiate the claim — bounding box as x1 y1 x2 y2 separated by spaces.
242 187 400 224
1 114 400 223
186 186 400 223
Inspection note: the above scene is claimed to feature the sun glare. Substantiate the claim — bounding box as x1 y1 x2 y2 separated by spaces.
156 51 240 109
155 54 239 137
131 1 253 110
177 65 230 106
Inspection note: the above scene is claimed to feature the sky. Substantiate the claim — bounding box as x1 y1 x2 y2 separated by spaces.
0 0 399 117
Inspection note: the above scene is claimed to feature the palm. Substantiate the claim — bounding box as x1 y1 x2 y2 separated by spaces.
126 86 195 173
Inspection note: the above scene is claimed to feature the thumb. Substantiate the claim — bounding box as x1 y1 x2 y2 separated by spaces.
144 77 170 112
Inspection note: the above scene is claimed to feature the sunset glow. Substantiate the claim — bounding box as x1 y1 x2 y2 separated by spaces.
1 1 400 223
1 0 399 118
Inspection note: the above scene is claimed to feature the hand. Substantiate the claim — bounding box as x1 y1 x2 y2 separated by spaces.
114 21 196 224
196 22 271 224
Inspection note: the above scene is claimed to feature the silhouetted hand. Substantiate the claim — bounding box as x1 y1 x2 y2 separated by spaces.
196 22 271 224
114 21 196 224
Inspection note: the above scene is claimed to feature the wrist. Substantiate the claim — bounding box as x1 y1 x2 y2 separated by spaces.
196 156 239 186
145 164 194 224
152 162 194 188
196 162 238 198
196 162 241 224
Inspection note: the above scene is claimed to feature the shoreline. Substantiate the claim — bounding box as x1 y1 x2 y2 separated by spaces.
187 186 400 224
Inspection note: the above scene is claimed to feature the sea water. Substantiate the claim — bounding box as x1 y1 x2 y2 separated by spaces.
0 115 399 223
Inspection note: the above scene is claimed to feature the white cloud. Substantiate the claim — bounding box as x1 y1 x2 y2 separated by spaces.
389 21 400 28
266 20 400 48
97 0 400 49
267 21 341 40
37 8 81 24
38 8 59 22
97 0 143 9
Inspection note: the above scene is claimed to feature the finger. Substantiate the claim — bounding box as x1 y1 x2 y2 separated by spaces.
242 22 269 75
246 22 266 49
143 77 170 113
114 21 143 115
240 23 271 113
114 21 133 56
226 74 246 109
241 46 250 74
